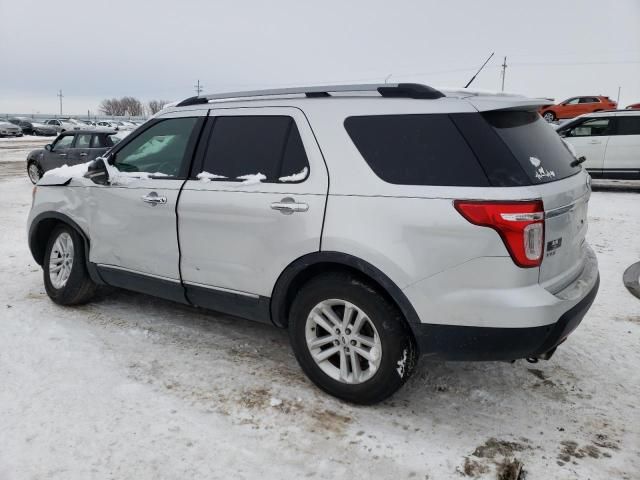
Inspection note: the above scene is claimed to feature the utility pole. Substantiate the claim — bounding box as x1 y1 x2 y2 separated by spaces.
194 80 203 96
616 86 621 106
500 57 508 92
57 89 64 116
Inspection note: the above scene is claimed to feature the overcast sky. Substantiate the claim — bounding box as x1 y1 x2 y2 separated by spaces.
1 0 639 115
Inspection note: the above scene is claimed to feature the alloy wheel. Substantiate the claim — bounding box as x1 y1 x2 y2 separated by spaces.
305 299 382 384
49 232 74 289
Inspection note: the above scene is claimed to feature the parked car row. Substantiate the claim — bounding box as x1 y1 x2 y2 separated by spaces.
5 117 58 136
1 117 145 137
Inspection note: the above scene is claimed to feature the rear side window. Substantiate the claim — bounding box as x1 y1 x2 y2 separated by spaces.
481 111 580 184
75 133 92 148
615 116 640 135
344 114 489 186
200 116 309 183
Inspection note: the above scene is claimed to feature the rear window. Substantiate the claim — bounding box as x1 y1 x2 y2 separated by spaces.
344 115 489 186
480 111 580 184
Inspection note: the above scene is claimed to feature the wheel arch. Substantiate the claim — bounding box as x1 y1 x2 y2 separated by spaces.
270 251 421 329
28 212 104 284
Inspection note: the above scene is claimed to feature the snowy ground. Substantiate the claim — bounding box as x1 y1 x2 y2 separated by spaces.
0 136 55 163
0 148 638 479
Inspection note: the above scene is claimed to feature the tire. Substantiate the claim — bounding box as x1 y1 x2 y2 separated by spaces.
288 272 417 404
43 225 96 305
27 161 43 184
542 111 556 122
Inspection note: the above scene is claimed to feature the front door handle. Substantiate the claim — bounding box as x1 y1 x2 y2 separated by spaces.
80 153 88 157
589 139 602 144
141 192 167 206
270 197 309 215
58 153 67 157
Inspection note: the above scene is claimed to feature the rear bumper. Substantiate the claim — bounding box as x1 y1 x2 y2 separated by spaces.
406 243 599 361
410 274 599 360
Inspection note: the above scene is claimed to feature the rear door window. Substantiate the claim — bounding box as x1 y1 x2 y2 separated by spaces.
615 116 640 135
481 110 580 184
75 133 92 148
199 116 309 183
344 114 489 186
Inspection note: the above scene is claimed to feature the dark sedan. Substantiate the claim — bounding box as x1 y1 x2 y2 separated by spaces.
26 129 127 183
8 117 58 136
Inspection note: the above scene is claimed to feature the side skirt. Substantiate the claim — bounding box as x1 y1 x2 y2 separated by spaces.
95 264 272 324
184 283 272 324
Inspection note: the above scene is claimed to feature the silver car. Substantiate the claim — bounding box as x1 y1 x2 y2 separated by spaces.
26 84 599 404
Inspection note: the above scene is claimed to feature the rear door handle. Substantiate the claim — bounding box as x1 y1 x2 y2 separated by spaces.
270 197 309 214
141 192 167 206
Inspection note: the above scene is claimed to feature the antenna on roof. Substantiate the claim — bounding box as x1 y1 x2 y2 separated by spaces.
464 52 495 89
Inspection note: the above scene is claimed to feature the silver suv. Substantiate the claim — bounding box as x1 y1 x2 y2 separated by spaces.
27 84 600 404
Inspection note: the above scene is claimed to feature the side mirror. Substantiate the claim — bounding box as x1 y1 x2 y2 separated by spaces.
85 157 109 185
44 144 52 151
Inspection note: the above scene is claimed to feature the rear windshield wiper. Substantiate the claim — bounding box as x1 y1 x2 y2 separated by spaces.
570 156 587 168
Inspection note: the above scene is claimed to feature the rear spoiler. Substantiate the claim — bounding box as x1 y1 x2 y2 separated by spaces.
464 96 553 112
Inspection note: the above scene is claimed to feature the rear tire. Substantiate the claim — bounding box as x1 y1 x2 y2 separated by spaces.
288 272 417 404
43 225 96 305
542 111 556 122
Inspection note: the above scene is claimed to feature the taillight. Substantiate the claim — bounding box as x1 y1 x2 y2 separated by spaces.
454 200 545 268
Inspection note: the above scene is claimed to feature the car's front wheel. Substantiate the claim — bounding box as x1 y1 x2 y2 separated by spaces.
27 161 43 184
542 111 556 122
43 225 96 305
289 272 417 404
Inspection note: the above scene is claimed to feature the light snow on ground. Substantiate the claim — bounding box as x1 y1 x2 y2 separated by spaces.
0 146 638 479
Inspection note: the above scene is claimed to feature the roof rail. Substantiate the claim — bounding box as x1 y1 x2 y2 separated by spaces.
175 83 445 107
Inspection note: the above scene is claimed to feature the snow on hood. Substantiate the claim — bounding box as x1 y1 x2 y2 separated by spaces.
39 162 91 185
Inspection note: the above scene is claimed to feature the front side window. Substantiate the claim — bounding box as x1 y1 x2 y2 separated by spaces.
567 118 611 137
345 114 489 186
51 135 74 151
615 116 640 135
112 117 197 177
200 116 309 183
75 133 92 148
565 98 580 105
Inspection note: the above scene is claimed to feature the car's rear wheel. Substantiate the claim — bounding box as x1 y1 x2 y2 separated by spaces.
27 161 43 184
542 111 556 122
289 272 417 404
43 225 96 305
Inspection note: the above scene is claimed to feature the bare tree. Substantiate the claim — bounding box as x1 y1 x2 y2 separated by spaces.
98 96 144 116
147 99 172 115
